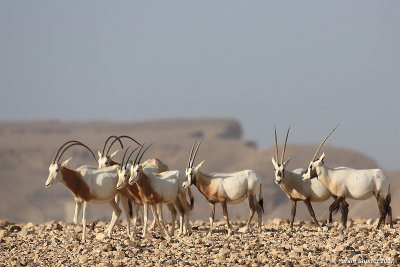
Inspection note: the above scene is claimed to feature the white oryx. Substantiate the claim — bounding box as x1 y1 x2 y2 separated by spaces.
302 126 393 229
272 127 346 228
123 145 192 240
182 139 264 237
45 140 132 242
115 146 177 236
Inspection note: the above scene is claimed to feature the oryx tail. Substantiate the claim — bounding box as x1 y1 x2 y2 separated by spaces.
258 184 264 213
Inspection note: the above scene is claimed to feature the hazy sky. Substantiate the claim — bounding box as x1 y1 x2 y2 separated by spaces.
1 1 399 169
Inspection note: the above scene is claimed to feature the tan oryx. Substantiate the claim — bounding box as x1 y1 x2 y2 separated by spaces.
45 140 132 242
182 139 264 237
125 145 192 240
302 126 393 229
272 126 347 228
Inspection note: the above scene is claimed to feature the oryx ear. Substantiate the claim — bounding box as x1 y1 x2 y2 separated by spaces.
98 151 102 158
61 157 72 166
271 157 278 168
283 156 291 166
320 152 326 162
109 150 118 159
194 160 205 172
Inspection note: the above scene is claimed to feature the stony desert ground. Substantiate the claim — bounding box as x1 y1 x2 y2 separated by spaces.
0 218 399 266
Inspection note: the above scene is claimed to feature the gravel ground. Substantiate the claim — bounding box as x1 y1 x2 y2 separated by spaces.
1 218 399 266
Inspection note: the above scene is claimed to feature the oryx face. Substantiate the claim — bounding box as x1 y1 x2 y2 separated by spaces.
117 168 129 189
271 157 289 185
98 155 109 168
129 164 141 185
182 167 194 189
46 163 62 188
97 150 118 168
302 153 325 181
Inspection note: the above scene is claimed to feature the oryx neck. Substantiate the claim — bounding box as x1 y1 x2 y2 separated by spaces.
60 167 92 201
192 171 212 198
109 159 120 166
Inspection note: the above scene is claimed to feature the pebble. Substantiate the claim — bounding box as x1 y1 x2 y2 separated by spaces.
0 218 398 266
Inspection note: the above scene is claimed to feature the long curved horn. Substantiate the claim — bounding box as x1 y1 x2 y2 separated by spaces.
190 138 202 168
274 126 279 164
312 125 339 161
105 136 124 157
118 135 141 146
281 126 290 164
134 143 144 165
187 139 198 167
57 141 97 163
138 143 153 163
52 140 81 163
102 136 120 157
120 146 130 170
125 146 140 169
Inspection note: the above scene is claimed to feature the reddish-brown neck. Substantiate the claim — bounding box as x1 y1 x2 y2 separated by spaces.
61 167 92 201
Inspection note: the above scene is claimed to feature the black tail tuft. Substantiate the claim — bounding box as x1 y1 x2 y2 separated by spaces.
331 201 340 215
383 190 391 222
259 199 264 213
190 198 194 211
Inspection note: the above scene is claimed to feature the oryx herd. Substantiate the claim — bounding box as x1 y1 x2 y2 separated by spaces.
45 127 394 242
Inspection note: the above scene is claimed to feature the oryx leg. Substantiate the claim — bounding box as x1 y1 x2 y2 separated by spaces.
141 203 149 238
152 204 171 240
289 199 297 228
81 201 88 242
207 202 216 237
120 195 131 237
132 203 141 233
107 199 122 237
255 195 263 230
329 196 345 227
377 196 386 229
338 198 349 228
329 196 337 223
166 203 177 237
304 198 320 227
73 199 82 224
387 205 393 228
148 205 161 231
221 201 233 236
178 191 192 235
240 194 256 233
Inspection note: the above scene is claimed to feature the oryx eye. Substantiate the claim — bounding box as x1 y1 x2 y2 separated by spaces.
56 169 59 172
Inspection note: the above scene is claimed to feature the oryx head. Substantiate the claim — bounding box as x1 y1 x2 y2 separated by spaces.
46 140 96 188
117 146 139 189
302 125 338 181
128 144 152 185
98 135 141 168
183 139 204 189
271 126 291 185
98 135 123 168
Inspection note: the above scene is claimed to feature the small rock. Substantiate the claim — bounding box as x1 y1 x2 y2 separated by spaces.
25 222 35 229
79 255 87 264
0 229 8 238
10 225 22 233
96 233 106 241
